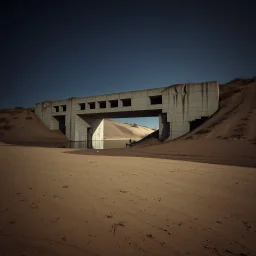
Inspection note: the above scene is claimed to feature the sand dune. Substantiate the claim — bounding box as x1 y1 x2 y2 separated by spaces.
0 108 67 146
104 119 154 139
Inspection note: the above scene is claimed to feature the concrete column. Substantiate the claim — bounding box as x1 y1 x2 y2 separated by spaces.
88 118 104 149
65 98 74 141
74 115 87 141
159 113 170 141
71 115 104 149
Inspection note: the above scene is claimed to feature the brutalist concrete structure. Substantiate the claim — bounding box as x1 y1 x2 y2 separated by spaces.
35 81 219 149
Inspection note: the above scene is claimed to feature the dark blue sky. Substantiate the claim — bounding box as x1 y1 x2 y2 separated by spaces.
1 0 255 127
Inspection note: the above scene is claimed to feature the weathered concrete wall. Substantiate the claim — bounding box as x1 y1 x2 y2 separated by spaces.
35 81 219 144
161 81 219 139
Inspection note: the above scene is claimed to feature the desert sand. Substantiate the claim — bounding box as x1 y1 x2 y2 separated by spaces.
0 144 256 256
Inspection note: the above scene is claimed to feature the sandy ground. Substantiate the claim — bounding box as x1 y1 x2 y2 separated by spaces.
72 139 256 168
0 144 256 256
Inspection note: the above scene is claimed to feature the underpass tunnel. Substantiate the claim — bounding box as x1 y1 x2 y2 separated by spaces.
52 115 66 135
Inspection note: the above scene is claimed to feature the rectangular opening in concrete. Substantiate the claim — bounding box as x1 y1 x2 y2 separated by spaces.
79 103 85 110
189 116 208 131
53 115 66 134
98 101 106 109
88 102 95 109
149 95 162 105
121 98 131 107
159 113 170 141
53 106 59 112
109 100 118 108
61 105 67 112
87 127 93 148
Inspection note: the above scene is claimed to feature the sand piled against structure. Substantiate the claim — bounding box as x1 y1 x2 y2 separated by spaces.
179 78 256 141
0 108 67 146
135 78 256 146
73 78 256 167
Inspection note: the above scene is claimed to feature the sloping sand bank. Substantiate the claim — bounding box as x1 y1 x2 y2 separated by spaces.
71 139 256 168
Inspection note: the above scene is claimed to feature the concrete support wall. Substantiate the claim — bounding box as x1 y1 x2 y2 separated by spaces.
73 116 104 149
35 101 53 128
159 113 170 141
162 81 219 140
74 115 87 141
51 117 59 130
34 81 219 144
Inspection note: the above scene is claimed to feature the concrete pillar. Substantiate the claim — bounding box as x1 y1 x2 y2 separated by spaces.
65 98 74 141
159 113 170 141
74 115 87 141
72 115 104 149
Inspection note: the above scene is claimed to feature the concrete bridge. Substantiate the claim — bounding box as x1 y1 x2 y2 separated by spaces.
35 81 219 149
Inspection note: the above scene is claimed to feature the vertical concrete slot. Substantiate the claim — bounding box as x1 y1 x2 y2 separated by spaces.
79 103 85 110
88 102 95 109
98 101 107 109
149 95 162 105
53 106 59 113
61 105 67 112
53 115 66 134
87 127 93 148
109 100 118 108
159 113 170 141
121 98 131 107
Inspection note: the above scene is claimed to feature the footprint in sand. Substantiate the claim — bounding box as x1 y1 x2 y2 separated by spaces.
30 202 38 209
106 213 114 219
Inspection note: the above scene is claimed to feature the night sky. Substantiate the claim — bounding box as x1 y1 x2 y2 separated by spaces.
1 0 255 128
